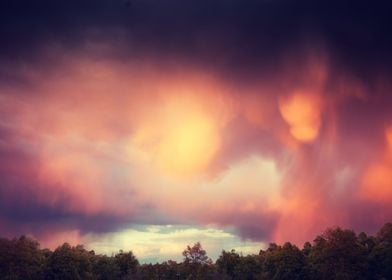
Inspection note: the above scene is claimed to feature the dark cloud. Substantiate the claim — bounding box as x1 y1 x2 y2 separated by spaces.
234 214 280 241
205 208 280 242
0 0 391 79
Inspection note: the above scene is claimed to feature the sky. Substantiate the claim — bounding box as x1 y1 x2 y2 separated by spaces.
1 0 392 263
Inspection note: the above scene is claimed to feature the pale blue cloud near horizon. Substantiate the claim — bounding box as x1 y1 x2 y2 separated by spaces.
82 224 266 264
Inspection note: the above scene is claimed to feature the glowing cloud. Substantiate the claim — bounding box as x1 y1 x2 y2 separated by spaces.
279 91 323 142
360 127 392 202
1 36 392 261
133 95 221 178
131 76 233 179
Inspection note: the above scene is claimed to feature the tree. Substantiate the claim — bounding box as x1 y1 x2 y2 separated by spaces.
136 263 158 280
302 242 312 256
216 249 241 278
0 236 45 279
308 228 368 280
182 242 213 279
182 242 211 266
261 242 307 280
233 254 262 280
43 243 94 280
92 254 120 280
114 250 139 279
368 223 392 279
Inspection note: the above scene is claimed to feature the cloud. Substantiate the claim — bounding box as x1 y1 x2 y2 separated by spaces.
82 225 265 263
359 126 392 203
279 91 324 142
1 0 392 77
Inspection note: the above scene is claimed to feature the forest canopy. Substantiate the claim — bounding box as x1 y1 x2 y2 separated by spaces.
1 223 392 279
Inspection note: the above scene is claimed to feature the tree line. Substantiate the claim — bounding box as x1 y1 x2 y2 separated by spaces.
1 223 392 279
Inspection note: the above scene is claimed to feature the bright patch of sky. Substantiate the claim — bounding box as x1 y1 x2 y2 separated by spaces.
82 225 266 263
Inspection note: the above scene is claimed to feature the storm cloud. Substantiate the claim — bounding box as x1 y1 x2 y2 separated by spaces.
1 0 392 256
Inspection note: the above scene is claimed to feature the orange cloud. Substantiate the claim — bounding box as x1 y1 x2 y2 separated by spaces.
39 230 81 250
132 92 227 179
360 127 392 202
361 164 392 202
2 46 390 253
279 91 324 142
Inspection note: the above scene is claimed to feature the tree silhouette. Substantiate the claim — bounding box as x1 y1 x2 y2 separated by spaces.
308 227 368 280
216 249 241 278
114 250 139 279
261 242 307 280
182 242 214 279
0 235 44 279
44 243 94 280
369 223 392 279
182 242 211 265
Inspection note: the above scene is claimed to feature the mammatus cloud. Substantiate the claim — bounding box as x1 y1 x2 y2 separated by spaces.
1 0 392 260
279 92 324 142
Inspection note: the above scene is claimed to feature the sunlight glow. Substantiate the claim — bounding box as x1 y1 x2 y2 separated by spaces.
158 109 220 177
132 94 221 178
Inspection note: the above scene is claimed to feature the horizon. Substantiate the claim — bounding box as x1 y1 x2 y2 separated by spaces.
2 222 390 265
